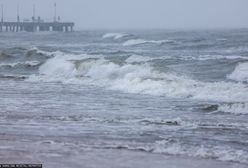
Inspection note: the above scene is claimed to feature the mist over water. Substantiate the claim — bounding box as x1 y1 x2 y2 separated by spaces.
0 29 248 168
1 0 248 29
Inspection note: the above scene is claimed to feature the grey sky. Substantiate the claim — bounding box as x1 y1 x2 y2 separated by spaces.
0 0 248 29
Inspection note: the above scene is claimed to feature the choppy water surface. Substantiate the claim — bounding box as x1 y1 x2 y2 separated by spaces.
0 30 248 168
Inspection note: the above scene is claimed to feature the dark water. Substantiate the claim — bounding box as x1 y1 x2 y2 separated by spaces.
0 30 248 168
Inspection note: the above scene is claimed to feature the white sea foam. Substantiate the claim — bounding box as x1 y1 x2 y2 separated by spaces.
123 39 173 46
227 62 248 82
24 61 41 66
28 52 248 103
32 53 96 81
218 103 248 114
0 61 41 67
27 47 65 58
152 140 248 164
103 140 248 164
0 62 19 67
102 33 130 40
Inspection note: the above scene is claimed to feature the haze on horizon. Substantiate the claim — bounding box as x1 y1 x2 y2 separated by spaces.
0 0 247 30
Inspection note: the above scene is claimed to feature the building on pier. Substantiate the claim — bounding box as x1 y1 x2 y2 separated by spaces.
0 3 75 32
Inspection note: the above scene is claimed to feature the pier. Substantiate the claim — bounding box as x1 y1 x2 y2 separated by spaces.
0 21 74 32
0 3 75 32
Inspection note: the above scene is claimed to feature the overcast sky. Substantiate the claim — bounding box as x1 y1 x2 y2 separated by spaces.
0 0 248 29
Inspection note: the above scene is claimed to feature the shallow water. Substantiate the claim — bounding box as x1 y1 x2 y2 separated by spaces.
0 30 248 167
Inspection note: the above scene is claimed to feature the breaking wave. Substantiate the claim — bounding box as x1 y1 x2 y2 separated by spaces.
123 39 174 46
200 103 248 115
227 62 248 83
99 140 248 164
28 52 248 103
218 103 248 114
151 140 248 164
26 47 59 58
102 33 130 40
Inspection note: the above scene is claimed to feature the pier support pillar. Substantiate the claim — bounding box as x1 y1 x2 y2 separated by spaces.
65 26 68 32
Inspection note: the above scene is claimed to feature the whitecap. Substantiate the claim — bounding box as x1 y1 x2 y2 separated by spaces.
218 102 248 114
152 140 248 164
0 61 41 67
102 33 130 40
123 39 173 46
227 62 248 82
28 52 248 103
100 140 248 164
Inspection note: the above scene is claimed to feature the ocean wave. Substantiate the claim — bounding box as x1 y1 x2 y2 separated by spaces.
27 52 248 103
100 140 248 164
102 33 130 40
138 118 182 126
218 103 248 114
152 140 248 164
0 61 41 68
123 39 174 46
0 52 14 60
182 55 248 61
0 74 27 80
125 54 248 62
198 103 248 115
125 55 154 63
196 122 248 131
26 47 57 58
227 62 248 82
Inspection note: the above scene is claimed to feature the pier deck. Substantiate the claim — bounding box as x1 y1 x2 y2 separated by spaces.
0 21 75 32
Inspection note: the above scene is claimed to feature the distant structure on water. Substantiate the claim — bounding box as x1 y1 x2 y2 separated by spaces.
0 3 75 32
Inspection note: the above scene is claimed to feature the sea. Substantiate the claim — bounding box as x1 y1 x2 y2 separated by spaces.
0 29 248 168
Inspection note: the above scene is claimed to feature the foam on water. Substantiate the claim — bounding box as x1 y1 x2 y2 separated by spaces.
101 140 248 164
28 52 248 104
152 140 248 164
123 39 173 46
0 61 41 68
102 33 130 40
218 103 248 114
227 62 248 82
125 54 248 62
